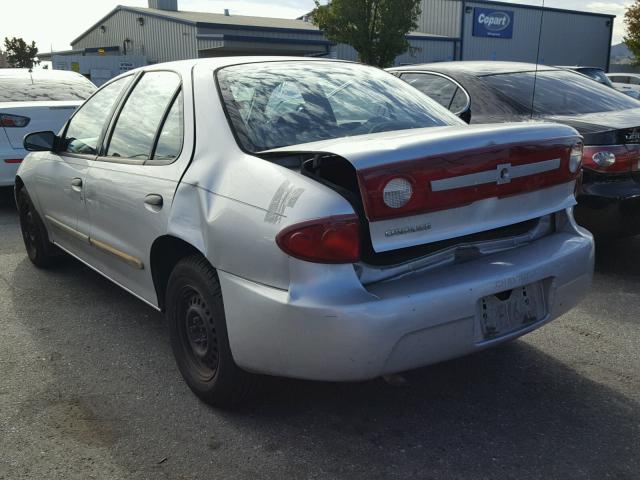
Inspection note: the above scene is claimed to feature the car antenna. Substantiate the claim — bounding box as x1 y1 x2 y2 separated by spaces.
530 0 545 119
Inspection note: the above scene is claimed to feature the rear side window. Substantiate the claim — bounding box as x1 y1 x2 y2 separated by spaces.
63 76 132 155
483 70 640 116
400 73 468 113
610 76 629 84
153 92 183 161
0 76 96 102
107 71 181 160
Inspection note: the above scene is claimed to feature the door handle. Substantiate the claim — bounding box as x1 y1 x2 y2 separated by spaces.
144 194 163 208
71 177 83 191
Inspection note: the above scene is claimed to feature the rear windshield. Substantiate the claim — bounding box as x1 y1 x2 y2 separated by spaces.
483 70 639 116
577 68 613 87
217 61 462 152
0 76 96 102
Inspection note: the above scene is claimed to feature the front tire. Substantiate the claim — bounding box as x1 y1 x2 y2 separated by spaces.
166 255 258 407
17 189 59 268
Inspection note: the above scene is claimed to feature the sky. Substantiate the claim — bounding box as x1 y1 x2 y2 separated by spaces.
0 0 632 58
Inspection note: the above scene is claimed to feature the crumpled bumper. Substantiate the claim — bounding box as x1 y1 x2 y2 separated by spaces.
219 220 594 382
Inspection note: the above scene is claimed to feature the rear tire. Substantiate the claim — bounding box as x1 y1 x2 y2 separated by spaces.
17 189 60 268
166 255 258 408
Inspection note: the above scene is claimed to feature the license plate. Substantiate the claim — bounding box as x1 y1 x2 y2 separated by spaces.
479 282 547 340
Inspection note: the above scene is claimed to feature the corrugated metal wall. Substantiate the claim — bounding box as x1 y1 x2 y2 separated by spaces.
197 25 323 42
417 0 462 36
72 9 198 63
331 38 456 66
461 2 612 69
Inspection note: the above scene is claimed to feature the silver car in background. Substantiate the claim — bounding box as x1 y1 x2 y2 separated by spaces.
16 58 594 407
0 69 95 187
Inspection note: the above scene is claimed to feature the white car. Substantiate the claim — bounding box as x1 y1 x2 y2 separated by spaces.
606 73 640 99
16 58 594 407
0 69 95 187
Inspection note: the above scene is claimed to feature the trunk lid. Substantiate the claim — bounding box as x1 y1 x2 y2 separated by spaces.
0 100 81 149
266 123 581 253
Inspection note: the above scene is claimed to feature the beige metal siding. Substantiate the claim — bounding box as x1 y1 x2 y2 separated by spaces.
331 38 456 66
418 0 462 37
461 2 613 69
72 9 197 63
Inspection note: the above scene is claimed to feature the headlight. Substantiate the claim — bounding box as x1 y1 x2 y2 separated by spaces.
383 178 413 208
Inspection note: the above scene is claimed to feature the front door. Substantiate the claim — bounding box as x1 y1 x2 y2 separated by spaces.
36 75 134 255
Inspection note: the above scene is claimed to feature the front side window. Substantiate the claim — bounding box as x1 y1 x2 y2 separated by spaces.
483 70 640 116
217 61 462 153
107 71 181 160
63 76 132 155
0 76 96 102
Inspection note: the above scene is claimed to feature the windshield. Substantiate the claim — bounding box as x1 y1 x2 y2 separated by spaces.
0 76 96 102
483 70 639 116
217 61 462 152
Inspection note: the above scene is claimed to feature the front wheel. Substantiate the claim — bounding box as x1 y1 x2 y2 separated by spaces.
17 188 60 268
166 255 258 407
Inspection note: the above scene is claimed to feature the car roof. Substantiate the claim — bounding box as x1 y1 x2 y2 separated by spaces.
0 68 90 82
607 72 640 77
388 61 561 77
141 56 353 72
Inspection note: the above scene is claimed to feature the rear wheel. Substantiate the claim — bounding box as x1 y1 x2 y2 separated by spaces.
166 255 258 407
17 189 59 268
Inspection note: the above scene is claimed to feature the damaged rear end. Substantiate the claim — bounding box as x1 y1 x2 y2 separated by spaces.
264 123 584 280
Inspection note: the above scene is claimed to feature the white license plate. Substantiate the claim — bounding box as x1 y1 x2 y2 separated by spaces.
479 282 547 340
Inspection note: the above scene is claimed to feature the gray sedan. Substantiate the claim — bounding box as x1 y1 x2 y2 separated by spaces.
16 58 593 407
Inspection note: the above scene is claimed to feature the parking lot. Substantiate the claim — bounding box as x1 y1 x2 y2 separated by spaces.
0 192 638 480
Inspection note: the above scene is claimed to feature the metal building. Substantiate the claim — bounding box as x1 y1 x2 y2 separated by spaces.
41 0 614 85
418 0 614 69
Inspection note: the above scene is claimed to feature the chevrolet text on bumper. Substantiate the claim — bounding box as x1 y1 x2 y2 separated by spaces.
15 58 594 407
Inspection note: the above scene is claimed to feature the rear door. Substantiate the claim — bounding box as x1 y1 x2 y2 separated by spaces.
36 76 132 255
83 70 189 305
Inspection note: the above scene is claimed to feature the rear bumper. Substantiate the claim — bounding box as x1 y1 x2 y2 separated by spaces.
576 178 640 237
219 220 594 381
0 147 25 187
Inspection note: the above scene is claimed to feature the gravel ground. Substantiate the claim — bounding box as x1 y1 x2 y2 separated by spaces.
0 192 638 480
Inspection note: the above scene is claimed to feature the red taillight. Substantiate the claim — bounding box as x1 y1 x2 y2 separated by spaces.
582 144 640 173
4 159 22 164
358 139 580 221
276 215 360 264
0 113 30 128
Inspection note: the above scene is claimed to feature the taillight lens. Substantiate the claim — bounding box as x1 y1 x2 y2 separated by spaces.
276 215 360 264
358 139 579 221
569 142 583 173
3 159 23 164
0 113 30 128
583 144 640 173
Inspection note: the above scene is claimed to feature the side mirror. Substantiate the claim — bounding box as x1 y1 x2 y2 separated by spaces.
458 107 472 124
24 131 57 152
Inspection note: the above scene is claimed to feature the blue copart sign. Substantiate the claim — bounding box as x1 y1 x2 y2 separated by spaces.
473 8 514 39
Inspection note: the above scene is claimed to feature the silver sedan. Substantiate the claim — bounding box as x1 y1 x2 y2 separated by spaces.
16 58 594 407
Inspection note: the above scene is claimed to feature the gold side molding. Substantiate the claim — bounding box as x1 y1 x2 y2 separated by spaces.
88 238 145 270
45 215 144 270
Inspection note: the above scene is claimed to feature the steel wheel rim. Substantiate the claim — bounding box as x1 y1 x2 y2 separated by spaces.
177 285 219 381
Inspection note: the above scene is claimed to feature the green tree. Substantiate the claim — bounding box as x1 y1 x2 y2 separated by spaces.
312 0 422 68
3 37 39 69
624 1 640 64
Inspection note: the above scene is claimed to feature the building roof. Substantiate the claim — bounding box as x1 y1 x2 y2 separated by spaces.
72 5 322 45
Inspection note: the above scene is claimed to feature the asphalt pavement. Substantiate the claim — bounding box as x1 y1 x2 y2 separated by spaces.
0 192 638 480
